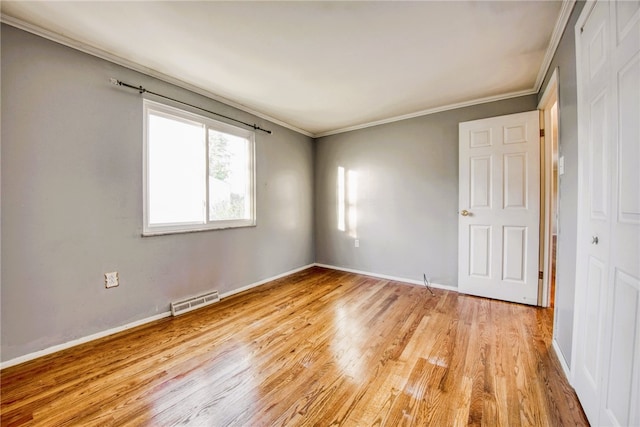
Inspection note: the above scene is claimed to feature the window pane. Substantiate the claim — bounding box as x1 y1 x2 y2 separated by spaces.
208 130 251 221
148 113 205 225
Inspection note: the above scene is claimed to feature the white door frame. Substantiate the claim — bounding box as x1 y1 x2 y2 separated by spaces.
537 68 560 308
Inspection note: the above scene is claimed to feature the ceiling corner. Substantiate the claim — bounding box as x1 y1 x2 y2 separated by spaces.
534 0 577 92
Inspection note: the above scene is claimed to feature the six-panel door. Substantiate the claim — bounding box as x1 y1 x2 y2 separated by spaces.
458 110 540 305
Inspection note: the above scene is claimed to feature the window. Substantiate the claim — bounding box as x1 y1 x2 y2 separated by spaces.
143 100 255 235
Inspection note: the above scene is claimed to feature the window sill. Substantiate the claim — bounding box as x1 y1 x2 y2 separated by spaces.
142 222 256 237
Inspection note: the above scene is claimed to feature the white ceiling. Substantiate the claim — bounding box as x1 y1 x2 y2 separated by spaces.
1 1 570 137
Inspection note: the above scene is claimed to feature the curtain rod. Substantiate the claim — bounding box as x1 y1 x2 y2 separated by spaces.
109 78 272 135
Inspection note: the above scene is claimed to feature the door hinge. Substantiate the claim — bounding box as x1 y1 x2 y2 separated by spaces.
539 271 544 280
540 129 545 137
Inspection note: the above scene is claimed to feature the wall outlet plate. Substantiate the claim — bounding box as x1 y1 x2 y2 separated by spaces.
105 272 119 288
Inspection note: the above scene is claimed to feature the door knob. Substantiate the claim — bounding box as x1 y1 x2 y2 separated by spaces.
461 210 470 217
592 236 599 245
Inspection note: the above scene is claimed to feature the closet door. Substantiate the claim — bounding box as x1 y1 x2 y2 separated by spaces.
573 2 640 426
600 1 640 425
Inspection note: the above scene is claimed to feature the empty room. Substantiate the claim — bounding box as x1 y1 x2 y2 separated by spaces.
1 1 638 426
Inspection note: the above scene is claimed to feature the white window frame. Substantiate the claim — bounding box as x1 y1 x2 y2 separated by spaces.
143 99 256 236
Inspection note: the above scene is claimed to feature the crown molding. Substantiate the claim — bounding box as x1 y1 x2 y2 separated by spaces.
313 88 538 138
533 0 577 92
0 14 314 138
2 3 576 140
316 0 576 138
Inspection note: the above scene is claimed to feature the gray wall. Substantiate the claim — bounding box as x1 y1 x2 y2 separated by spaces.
537 0 585 368
314 96 537 287
2 3 587 366
1 25 315 362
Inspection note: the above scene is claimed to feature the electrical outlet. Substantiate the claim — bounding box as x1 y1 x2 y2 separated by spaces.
105 272 119 288
354 239 360 248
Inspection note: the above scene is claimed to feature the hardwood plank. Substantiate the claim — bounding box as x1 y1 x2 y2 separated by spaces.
0 267 588 426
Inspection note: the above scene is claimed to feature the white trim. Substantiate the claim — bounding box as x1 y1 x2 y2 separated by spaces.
324 0 577 142
534 0 577 93
142 99 256 236
314 263 458 292
1 6 578 140
537 68 560 111
314 89 537 138
220 263 315 299
538 67 560 309
316 0 576 140
0 312 171 370
0 14 313 138
0 263 315 370
552 337 572 382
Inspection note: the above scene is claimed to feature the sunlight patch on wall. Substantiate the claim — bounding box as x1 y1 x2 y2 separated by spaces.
337 166 359 238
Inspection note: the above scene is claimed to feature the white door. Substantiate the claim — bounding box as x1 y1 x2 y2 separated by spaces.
573 1 640 426
573 2 614 420
458 111 540 305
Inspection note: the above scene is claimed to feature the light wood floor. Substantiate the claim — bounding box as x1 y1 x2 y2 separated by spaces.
1 267 587 426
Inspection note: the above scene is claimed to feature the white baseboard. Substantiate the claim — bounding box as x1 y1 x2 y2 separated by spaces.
314 263 457 292
0 311 171 370
552 338 572 382
219 263 316 299
1 263 316 370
